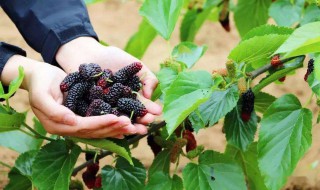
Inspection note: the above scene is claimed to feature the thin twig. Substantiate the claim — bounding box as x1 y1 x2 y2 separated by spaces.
72 121 166 176
247 55 303 80
0 161 12 169
22 122 55 141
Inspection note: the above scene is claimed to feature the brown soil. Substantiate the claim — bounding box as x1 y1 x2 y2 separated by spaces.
0 1 319 189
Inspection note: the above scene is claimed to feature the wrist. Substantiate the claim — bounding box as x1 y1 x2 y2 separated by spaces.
1 55 43 90
55 37 102 73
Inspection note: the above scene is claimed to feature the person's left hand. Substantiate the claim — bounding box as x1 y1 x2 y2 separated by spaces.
56 37 162 128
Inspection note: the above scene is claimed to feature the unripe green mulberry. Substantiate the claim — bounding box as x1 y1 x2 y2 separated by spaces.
226 60 236 79
238 77 247 94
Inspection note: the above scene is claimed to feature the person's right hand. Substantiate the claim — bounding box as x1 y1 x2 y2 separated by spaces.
1 55 147 138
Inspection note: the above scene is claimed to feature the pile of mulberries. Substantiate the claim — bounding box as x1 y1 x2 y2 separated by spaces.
60 62 147 123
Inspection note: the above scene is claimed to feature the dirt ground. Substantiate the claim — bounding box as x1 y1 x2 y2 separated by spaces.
0 1 320 189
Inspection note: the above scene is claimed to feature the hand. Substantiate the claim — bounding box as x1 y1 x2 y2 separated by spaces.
1 55 147 139
56 37 162 127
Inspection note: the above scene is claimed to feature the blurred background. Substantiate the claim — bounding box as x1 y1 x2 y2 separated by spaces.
0 0 319 189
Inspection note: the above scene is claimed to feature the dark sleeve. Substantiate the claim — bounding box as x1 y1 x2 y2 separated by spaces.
0 42 26 95
0 0 99 66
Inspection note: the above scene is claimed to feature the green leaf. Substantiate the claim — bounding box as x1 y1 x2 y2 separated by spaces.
164 71 213 135
145 172 183 190
0 82 4 95
5 168 32 190
157 67 179 94
183 150 246 190
180 0 222 41
275 21 320 58
148 149 171 178
242 25 293 41
101 157 146 190
139 0 184 40
223 104 258 151
269 0 303 27
7 66 24 99
308 56 320 96
254 92 277 114
5 150 38 190
253 56 304 93
189 85 239 132
225 143 268 190
258 94 312 190
234 0 271 37
0 118 46 153
70 137 132 165
228 34 289 69
301 4 320 25
0 112 25 132
32 140 81 190
125 19 157 59
172 42 207 68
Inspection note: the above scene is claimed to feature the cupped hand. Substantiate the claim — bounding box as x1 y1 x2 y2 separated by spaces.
27 62 147 138
56 37 162 127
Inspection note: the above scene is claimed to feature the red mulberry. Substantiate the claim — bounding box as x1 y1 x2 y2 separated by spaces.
271 54 282 67
183 130 197 152
82 171 96 189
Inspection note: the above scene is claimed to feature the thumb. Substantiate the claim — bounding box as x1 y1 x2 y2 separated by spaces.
32 93 77 126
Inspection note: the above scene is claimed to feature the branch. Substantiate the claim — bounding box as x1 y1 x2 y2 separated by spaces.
247 55 303 80
72 121 166 176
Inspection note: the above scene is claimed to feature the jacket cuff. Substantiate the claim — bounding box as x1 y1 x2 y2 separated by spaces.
41 23 99 66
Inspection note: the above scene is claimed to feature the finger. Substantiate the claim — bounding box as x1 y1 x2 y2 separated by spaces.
33 107 127 137
32 92 77 126
103 124 137 137
133 123 148 135
138 96 162 115
136 113 155 125
141 75 158 99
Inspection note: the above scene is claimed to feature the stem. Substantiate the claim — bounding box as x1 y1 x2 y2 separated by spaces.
5 99 11 113
19 128 37 139
304 93 314 108
0 161 12 169
22 122 54 141
248 55 304 80
72 121 166 176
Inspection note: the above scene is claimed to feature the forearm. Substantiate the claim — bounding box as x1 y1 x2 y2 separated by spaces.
1 55 43 90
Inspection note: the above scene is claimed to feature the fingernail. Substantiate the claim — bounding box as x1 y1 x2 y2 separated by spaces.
63 114 76 125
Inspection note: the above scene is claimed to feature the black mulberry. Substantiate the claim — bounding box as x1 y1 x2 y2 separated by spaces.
304 59 314 81
103 83 132 106
60 72 82 92
147 135 162 156
126 75 141 92
86 99 112 116
117 98 147 117
241 88 255 122
64 82 91 112
75 100 89 117
79 63 102 80
89 85 104 101
97 69 113 88
112 62 142 83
